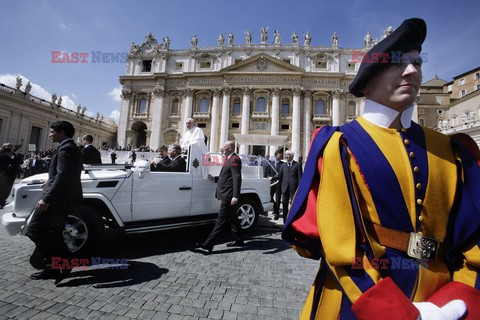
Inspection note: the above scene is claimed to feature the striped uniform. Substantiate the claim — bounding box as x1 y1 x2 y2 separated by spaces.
282 117 480 320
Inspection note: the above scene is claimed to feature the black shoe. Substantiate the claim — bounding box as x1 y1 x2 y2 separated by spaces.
55 268 72 286
273 214 279 220
30 268 59 280
226 241 244 247
196 242 213 254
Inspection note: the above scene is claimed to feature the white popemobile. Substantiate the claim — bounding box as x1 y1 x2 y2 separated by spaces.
1 143 273 255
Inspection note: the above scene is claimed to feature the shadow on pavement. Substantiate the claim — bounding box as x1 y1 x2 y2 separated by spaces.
56 260 167 288
97 214 289 259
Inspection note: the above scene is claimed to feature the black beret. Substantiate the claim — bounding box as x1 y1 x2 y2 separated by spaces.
349 18 427 97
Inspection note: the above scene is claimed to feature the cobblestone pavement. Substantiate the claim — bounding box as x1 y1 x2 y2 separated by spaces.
0 204 319 320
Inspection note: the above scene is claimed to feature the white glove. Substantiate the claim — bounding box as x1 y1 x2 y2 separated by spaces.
413 299 466 320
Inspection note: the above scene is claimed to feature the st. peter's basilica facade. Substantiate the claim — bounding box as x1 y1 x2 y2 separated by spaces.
117 29 369 160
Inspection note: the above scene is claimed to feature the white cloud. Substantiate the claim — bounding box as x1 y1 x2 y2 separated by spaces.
108 86 122 102
71 93 78 99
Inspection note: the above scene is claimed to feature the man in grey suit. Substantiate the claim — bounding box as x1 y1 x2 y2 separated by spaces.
26 121 83 284
197 140 243 253
273 150 302 223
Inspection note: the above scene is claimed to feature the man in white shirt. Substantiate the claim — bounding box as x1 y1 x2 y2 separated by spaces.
180 118 207 153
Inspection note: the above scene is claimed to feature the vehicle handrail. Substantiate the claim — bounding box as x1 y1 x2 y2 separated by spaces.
84 164 133 173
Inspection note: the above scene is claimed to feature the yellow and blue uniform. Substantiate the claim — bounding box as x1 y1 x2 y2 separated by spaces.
282 116 480 319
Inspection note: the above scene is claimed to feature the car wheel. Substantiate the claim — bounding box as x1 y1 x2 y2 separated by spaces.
63 206 104 256
236 198 259 233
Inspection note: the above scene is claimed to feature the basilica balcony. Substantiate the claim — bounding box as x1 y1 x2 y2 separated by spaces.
193 112 210 120
313 114 332 122
346 115 357 122
252 112 270 119
133 112 148 119
280 114 291 120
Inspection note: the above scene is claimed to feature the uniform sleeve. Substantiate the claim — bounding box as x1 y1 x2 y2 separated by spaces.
423 133 480 319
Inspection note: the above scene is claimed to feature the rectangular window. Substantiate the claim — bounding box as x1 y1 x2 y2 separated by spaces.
233 102 241 114
199 61 212 69
29 126 42 149
142 60 152 72
460 78 466 85
347 62 355 71
418 109 425 115
460 89 467 97
175 62 183 71
475 84 480 91
315 61 327 69
283 58 291 64
475 72 480 80
419 118 425 126
231 122 240 129
281 124 290 130
197 123 207 128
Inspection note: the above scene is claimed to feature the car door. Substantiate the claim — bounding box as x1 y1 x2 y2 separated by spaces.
131 170 193 221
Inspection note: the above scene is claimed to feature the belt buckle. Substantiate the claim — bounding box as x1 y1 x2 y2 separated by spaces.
407 232 439 262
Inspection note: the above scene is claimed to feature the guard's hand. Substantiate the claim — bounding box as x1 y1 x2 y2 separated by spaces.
231 197 238 206
40 179 47 188
35 199 50 212
413 300 466 320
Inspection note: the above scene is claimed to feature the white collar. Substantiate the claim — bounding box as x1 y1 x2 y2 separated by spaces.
362 99 414 129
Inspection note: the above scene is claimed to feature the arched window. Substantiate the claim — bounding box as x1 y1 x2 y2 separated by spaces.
347 101 356 118
281 99 290 116
138 98 147 114
171 98 179 114
199 98 209 113
256 97 267 112
315 100 326 115
233 98 241 114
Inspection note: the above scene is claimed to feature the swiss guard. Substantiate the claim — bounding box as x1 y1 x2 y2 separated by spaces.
282 18 480 320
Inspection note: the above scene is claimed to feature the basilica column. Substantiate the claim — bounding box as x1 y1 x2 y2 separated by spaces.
182 89 194 134
219 88 231 149
239 87 251 155
117 89 132 148
357 97 365 116
291 89 301 161
209 89 220 152
269 88 280 155
303 90 312 160
149 88 165 150
332 90 341 126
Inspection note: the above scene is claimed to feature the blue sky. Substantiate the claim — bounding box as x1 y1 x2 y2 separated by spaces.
1 0 478 123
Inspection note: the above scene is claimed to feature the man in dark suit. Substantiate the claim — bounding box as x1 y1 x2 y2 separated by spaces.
150 145 171 171
26 121 83 284
0 143 16 208
197 140 243 253
156 144 186 172
273 150 302 223
28 154 46 176
264 150 284 220
81 134 102 165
